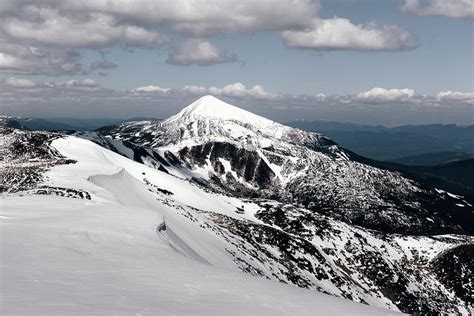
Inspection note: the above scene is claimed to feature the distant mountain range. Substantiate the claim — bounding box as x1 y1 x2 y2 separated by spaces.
389 152 474 166
6 117 161 132
288 120 474 164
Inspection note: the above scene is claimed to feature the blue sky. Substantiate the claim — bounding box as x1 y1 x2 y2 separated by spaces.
0 0 472 125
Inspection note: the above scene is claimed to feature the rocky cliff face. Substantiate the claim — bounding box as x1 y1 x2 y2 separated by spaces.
0 117 76 193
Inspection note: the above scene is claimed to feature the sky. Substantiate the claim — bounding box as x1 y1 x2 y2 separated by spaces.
0 0 473 126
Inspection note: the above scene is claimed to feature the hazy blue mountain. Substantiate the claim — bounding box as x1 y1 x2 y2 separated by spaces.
389 152 474 166
7 117 161 131
288 120 474 161
287 120 386 132
7 118 78 131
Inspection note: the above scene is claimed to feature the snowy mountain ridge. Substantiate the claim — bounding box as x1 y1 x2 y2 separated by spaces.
98 96 473 236
1 101 473 315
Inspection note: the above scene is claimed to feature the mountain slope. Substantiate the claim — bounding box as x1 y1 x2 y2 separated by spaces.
2 104 473 315
5 194 398 315
351 155 474 199
1 121 403 315
98 96 473 236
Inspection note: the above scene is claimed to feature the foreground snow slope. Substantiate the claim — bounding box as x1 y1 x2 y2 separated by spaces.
1 196 403 315
0 136 400 315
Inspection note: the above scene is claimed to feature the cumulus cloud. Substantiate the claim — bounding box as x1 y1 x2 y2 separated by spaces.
134 85 170 93
0 0 421 76
282 18 417 51
355 87 416 103
4 77 36 88
401 0 474 19
61 0 318 36
1 80 473 125
183 85 209 95
183 82 276 100
0 0 317 50
64 78 99 88
437 91 474 104
0 1 314 74
1 7 164 48
167 39 236 66
0 77 106 115
15 78 103 90
315 93 326 102
3 78 471 110
0 42 82 75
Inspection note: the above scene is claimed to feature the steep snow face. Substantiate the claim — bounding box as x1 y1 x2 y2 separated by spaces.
98 97 473 236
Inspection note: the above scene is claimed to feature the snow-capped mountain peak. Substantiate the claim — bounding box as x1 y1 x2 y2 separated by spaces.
100 96 332 151
165 95 280 129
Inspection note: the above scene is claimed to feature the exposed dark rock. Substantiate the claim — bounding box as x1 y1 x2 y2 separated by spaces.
431 244 474 305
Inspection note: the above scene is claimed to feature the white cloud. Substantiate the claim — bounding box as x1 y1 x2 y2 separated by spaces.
401 0 474 19
0 0 422 76
182 82 276 100
167 39 236 66
3 78 103 90
2 80 473 126
0 42 82 75
437 91 474 104
208 82 276 100
5 77 36 88
183 85 209 95
61 0 318 36
243 85 275 100
3 79 471 109
355 87 416 102
1 79 277 100
282 18 416 51
32 78 103 90
1 7 165 48
66 78 99 88
134 85 170 93
315 93 326 102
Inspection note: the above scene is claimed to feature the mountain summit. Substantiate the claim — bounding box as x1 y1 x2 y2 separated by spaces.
166 95 277 127
159 95 302 144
